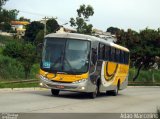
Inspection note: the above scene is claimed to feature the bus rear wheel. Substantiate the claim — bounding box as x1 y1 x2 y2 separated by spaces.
51 89 60 96
112 82 120 96
112 86 118 96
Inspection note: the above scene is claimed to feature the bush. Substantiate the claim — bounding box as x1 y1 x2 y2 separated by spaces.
129 68 160 82
3 41 37 79
0 55 39 80
0 55 24 80
30 63 40 79
0 35 13 45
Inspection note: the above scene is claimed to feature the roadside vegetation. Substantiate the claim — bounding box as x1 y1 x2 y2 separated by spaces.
129 68 160 82
0 81 38 88
129 68 160 86
0 36 39 80
0 36 39 88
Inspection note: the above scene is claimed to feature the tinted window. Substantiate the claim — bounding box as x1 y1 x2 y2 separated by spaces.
98 43 105 60
41 38 90 74
115 49 120 63
124 52 129 64
91 48 97 65
110 47 115 61
105 45 110 61
120 50 125 63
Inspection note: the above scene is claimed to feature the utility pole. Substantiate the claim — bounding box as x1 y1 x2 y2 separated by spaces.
42 16 48 36
42 16 58 36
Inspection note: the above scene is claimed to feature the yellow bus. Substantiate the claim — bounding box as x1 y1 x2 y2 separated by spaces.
39 32 130 98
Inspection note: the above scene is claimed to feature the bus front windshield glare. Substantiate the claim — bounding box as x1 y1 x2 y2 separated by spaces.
41 38 90 74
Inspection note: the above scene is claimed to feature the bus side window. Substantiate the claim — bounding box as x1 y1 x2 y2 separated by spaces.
115 49 120 63
91 48 97 65
111 47 115 62
90 47 97 73
120 50 125 64
124 52 129 64
98 43 105 60
105 45 110 61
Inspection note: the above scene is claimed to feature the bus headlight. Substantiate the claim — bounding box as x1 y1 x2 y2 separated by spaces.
40 82 43 86
39 75 48 81
72 79 87 84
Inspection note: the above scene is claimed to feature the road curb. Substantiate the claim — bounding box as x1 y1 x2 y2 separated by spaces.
0 87 47 92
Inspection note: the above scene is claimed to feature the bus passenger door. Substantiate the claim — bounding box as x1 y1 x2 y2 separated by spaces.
89 47 99 85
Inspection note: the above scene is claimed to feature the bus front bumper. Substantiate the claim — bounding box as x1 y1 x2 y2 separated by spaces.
39 75 94 92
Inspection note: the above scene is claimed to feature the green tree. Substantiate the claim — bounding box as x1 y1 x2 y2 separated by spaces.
3 41 37 79
3 41 23 59
19 16 30 22
34 30 44 45
1 22 11 32
137 28 160 67
107 27 120 35
70 4 94 34
24 21 44 43
115 27 160 81
0 9 19 23
21 43 37 79
46 18 59 33
0 0 8 11
0 0 19 31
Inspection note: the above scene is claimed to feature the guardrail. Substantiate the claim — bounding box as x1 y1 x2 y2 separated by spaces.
0 79 39 84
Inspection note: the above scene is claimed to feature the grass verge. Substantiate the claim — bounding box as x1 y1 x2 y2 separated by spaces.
0 81 39 88
129 68 160 82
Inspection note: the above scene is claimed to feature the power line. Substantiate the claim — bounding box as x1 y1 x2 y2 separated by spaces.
4 7 70 27
4 7 56 17
19 10 53 17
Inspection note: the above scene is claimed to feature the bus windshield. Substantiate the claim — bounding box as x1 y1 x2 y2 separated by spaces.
41 38 90 74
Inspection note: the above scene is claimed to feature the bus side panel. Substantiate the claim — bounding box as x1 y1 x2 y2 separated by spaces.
118 64 129 90
99 61 117 92
99 61 129 92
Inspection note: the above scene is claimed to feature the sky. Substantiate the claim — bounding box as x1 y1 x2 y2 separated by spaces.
4 0 160 32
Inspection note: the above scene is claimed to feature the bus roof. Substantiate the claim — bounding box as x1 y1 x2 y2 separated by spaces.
45 32 129 52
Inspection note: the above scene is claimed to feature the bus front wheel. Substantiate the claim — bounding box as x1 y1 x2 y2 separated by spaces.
51 89 60 96
89 85 98 99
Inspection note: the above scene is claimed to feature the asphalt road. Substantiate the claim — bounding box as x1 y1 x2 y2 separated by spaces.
0 87 160 113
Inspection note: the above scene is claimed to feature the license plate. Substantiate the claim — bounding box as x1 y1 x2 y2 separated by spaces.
56 85 64 89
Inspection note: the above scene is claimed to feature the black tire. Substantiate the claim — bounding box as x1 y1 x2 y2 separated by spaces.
112 85 118 96
112 82 120 96
51 89 60 96
89 85 98 99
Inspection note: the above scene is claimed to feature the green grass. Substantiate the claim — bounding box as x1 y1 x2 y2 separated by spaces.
0 82 39 88
0 55 27 80
0 54 40 80
129 68 160 82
